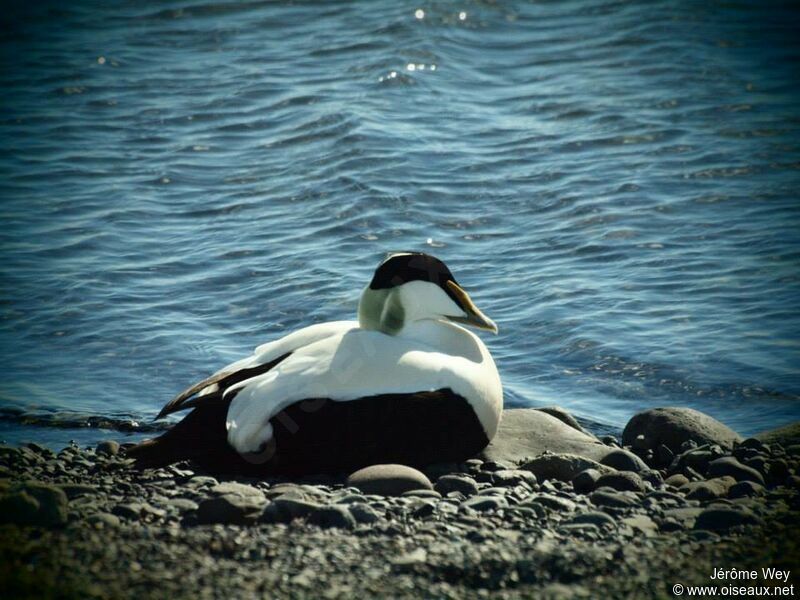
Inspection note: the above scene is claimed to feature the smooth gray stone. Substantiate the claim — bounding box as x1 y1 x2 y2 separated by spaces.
476 486 508 496
348 503 380 524
490 469 537 487
621 514 658 536
622 407 742 452
0 445 22 465
481 408 614 465
401 489 441 499
728 480 765 498
675 449 718 474
58 483 97 499
262 497 322 523
521 454 614 483
663 507 703 527
272 496 321 516
166 497 200 512
680 477 735 501
656 444 674 466
785 444 800 457
435 474 478 497
186 476 219 488
461 495 508 512
664 474 690 488
572 469 601 494
568 511 615 528
707 457 765 485
265 484 308 500
739 438 768 452
112 501 166 521
195 494 265 525
593 472 645 493
590 490 637 508
481 460 514 472
767 460 791 486
525 493 576 512
7 482 69 527
533 406 591 435
307 505 356 529
87 512 121 528
0 492 41 526
755 421 800 448
694 507 762 531
600 449 649 473
112 503 144 520
96 440 120 456
347 464 432 497
209 482 265 499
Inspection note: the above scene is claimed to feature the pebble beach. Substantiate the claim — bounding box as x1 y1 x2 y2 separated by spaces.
2 406 799 598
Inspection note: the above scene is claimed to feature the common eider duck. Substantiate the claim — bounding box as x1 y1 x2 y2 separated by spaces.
128 252 503 475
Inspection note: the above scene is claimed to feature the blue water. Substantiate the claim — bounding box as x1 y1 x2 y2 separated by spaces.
1 0 799 449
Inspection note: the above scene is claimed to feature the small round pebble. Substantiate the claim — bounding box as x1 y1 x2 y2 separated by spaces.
347 464 432 497
96 440 120 456
571 468 600 494
307 505 356 529
600 449 648 473
435 474 479 497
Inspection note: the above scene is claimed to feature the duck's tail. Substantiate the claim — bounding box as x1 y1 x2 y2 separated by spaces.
126 395 238 471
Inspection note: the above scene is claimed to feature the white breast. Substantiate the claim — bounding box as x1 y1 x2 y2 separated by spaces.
223 320 502 454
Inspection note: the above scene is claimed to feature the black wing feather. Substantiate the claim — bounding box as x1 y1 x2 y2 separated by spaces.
155 352 292 420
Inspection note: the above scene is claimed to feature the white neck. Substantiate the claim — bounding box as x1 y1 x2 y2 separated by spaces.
395 319 485 362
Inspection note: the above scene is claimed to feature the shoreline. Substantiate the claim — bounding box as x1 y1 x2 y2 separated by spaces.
1 406 799 598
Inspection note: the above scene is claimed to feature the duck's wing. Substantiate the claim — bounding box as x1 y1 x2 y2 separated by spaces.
154 321 359 420
155 353 292 420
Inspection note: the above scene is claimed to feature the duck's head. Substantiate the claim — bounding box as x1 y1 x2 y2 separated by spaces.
358 252 498 336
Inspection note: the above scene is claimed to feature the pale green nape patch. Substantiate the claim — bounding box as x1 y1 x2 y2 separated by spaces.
380 289 406 335
358 287 405 335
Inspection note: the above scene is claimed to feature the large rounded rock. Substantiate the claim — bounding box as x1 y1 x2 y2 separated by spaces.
533 406 590 435
622 407 742 453
346 464 432 497
481 408 613 465
755 422 800 448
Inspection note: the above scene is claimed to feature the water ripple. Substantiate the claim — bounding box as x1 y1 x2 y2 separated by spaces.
1 0 799 448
